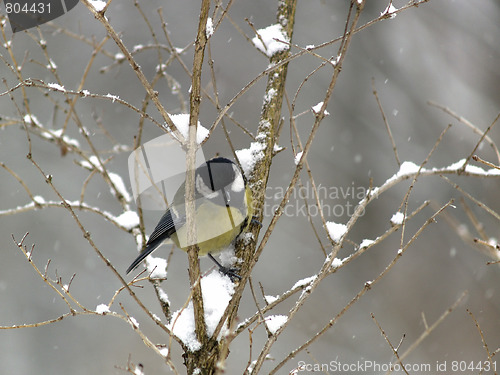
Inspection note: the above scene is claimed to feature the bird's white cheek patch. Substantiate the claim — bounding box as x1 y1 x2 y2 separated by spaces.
196 174 219 199
231 166 245 192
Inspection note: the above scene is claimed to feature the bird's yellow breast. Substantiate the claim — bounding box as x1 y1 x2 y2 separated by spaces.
171 199 249 256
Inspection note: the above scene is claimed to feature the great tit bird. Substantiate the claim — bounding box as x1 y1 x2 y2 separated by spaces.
126 157 253 279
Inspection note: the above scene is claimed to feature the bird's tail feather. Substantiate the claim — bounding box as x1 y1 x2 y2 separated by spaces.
126 240 162 274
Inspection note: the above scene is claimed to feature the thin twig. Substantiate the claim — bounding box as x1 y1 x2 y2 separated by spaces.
461 111 500 174
371 313 409 375
385 291 468 373
428 101 500 164
372 78 400 166
472 155 500 170
440 175 500 221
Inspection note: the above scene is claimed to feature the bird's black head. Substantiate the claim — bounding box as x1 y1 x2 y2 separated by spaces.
195 157 245 199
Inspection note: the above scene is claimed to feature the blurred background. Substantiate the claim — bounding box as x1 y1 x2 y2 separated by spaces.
1 0 499 373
